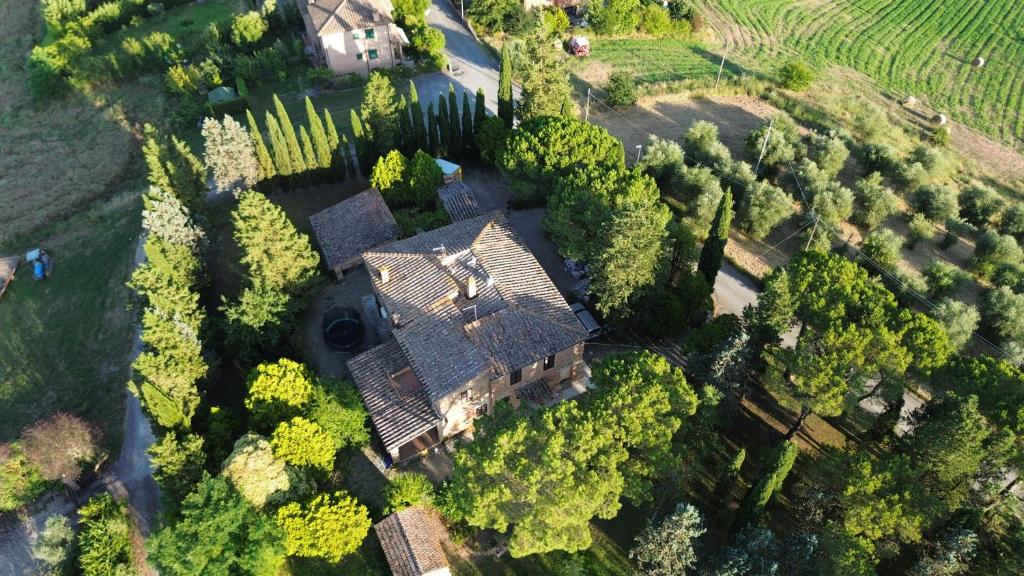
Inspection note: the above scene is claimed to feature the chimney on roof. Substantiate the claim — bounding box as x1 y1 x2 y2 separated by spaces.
380 266 390 284
467 276 477 299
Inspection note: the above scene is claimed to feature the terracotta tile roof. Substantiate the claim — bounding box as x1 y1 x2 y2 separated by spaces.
361 212 587 403
437 181 481 222
375 507 450 576
347 340 439 455
309 189 400 273
299 0 395 36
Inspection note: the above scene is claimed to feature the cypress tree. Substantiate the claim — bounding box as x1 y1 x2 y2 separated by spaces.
409 80 426 151
299 126 317 175
498 44 514 128
447 84 461 155
305 97 332 169
324 109 340 152
437 95 450 157
246 110 275 183
398 94 413 156
734 440 797 528
473 88 486 136
341 134 355 179
461 91 474 155
560 95 575 118
427 102 438 156
350 109 371 176
265 111 293 177
273 95 306 174
698 188 734 285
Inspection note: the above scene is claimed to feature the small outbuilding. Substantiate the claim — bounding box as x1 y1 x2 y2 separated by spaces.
375 506 451 576
434 158 462 184
309 188 400 278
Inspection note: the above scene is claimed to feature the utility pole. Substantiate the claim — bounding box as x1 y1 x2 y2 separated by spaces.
635 144 643 164
754 116 775 175
805 214 819 250
584 88 591 122
714 49 727 89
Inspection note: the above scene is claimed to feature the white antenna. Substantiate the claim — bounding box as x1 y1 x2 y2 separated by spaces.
432 244 446 255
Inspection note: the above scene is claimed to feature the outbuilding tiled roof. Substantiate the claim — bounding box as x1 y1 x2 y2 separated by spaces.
375 507 450 576
300 0 395 36
361 212 588 403
347 340 439 454
309 189 400 273
437 181 480 222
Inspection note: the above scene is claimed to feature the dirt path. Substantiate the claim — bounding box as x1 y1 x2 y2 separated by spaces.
0 234 159 575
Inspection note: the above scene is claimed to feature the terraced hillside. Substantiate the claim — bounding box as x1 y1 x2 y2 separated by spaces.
709 0 1024 147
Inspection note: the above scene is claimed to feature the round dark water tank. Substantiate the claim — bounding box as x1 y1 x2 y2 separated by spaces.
322 307 364 351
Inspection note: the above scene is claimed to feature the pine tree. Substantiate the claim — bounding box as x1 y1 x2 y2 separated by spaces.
473 88 486 136
350 110 370 176
698 188 733 285
498 44 514 128
202 115 260 194
300 126 317 176
397 94 413 156
273 95 306 174
447 84 461 155
359 72 399 159
461 91 474 155
142 125 208 214
246 110 276 183
341 134 355 179
409 80 426 151
426 102 438 156
305 97 332 170
265 112 293 177
437 95 450 157
734 440 797 528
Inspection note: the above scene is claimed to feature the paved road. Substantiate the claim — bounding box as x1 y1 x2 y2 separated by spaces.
411 0 518 119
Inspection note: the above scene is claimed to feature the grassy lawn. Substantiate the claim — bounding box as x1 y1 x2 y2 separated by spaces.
93 0 245 55
0 193 139 447
582 38 734 85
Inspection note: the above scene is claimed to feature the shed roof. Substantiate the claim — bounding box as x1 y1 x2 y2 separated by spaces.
347 340 439 454
309 188 400 272
434 158 460 175
375 507 450 576
437 181 480 222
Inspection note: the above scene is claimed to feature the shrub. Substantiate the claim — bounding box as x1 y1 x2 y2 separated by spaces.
931 298 980 352
384 472 435 513
745 114 802 171
222 433 312 509
958 186 1002 228
466 0 525 34
271 417 337 472
539 6 570 36
476 116 509 165
924 261 970 299
860 228 903 270
276 491 371 562
77 493 133 576
682 120 731 169
857 143 901 175
911 184 959 222
638 136 685 190
244 358 315 429
639 4 673 37
738 181 794 241
671 165 723 238
778 60 814 90
32 515 74 574
931 126 951 147
852 172 900 229
1000 203 1024 240
21 413 100 484
983 286 1024 345
605 71 637 108
309 378 370 450
973 230 1024 280
407 150 443 209
0 443 47 512
148 432 206 502
808 130 849 177
907 212 936 249
395 208 450 237
231 11 268 46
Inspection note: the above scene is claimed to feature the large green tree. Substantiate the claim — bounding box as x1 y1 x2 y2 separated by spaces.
697 188 733 285
498 44 514 127
275 491 371 562
734 440 797 527
147 475 286 575
517 40 572 121
360 72 400 158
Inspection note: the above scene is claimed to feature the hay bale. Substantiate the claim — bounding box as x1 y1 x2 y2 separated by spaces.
932 113 948 125
901 95 917 107
971 57 986 68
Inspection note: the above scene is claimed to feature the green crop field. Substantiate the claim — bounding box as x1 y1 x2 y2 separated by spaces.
711 0 1024 146
587 38 734 84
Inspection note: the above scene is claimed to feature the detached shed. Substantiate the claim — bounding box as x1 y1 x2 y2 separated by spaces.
309 188 400 278
434 158 462 184
375 507 451 576
437 181 481 222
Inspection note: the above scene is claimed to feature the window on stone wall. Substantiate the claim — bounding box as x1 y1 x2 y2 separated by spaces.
475 404 487 417
365 28 376 39
368 49 379 60
356 52 364 60
510 369 522 384
543 354 555 370
352 31 362 39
